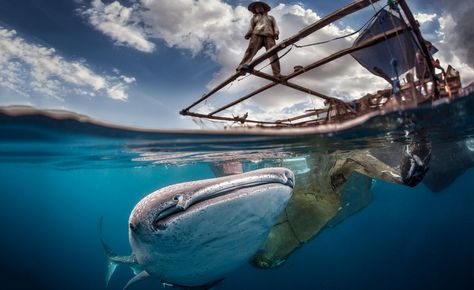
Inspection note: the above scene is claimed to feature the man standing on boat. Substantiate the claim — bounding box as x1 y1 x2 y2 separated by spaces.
237 1 281 77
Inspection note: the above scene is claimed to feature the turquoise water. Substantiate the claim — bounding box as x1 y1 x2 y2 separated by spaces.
0 96 473 289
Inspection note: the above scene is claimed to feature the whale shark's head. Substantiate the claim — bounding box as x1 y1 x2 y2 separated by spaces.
128 167 294 287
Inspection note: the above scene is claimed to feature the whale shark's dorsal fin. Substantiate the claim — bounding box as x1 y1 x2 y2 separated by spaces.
123 271 150 290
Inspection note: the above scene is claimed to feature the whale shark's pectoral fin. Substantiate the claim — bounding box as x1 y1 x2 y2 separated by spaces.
123 271 150 290
104 252 140 287
130 264 142 276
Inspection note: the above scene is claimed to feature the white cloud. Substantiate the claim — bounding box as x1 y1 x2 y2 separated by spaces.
0 26 135 101
434 14 474 85
414 12 437 25
81 0 155 53
140 0 245 56
121 75 136 84
417 0 474 77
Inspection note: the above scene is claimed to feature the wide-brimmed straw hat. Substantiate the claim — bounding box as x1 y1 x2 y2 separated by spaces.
248 1 271 13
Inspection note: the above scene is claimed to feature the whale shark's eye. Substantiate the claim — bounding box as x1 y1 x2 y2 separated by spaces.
173 194 183 202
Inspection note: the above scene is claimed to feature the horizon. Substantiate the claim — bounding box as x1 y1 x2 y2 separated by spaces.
1 0 473 129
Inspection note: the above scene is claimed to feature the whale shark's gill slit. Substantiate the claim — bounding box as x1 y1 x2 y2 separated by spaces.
150 199 182 230
152 205 180 230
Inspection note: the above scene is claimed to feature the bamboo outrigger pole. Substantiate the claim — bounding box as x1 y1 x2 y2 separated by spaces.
180 0 381 115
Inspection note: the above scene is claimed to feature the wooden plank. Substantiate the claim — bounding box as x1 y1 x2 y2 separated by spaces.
248 0 381 69
296 119 327 126
184 111 276 125
276 110 326 123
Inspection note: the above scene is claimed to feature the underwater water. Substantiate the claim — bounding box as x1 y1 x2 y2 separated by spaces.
0 95 473 290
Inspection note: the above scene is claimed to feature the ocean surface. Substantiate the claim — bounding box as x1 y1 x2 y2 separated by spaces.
1 95 473 290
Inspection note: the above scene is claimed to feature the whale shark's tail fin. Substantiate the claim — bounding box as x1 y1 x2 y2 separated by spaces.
99 216 119 287
99 217 141 288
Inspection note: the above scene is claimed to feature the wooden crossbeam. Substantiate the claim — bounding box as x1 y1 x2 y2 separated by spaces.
184 111 277 125
276 110 326 123
207 82 278 116
180 73 242 115
292 119 326 126
248 70 336 101
248 70 357 114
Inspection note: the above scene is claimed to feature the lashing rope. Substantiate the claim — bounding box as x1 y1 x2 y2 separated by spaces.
294 5 389 48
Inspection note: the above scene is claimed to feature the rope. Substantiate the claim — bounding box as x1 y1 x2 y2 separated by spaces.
388 8 412 96
368 0 378 13
258 44 294 72
389 7 410 72
294 5 388 48
367 1 400 94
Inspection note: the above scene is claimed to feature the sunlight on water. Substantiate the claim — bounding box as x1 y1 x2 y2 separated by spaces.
1 95 473 169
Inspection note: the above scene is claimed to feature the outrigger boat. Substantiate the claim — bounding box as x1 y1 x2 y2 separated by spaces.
180 0 465 128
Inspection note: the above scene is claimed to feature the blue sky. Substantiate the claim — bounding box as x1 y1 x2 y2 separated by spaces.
0 0 473 129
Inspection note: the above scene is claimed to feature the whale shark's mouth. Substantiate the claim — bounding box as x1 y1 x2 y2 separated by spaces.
151 175 294 230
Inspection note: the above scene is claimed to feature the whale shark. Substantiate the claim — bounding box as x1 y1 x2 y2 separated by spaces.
101 167 295 289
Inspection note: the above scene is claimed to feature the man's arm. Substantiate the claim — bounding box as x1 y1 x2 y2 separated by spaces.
245 15 256 39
